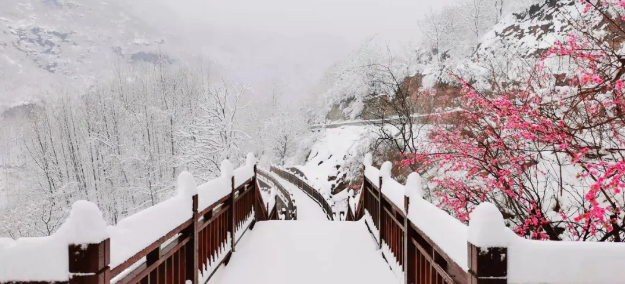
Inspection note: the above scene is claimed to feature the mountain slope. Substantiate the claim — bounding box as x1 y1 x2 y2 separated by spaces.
0 0 179 111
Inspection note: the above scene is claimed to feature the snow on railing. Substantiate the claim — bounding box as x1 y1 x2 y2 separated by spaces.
257 168 297 220
271 166 334 220
468 203 625 284
360 152 625 284
0 201 108 283
108 171 197 269
0 153 272 284
274 165 359 220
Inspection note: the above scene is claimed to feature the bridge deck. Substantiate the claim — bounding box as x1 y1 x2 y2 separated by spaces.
208 221 397 284
273 174 328 220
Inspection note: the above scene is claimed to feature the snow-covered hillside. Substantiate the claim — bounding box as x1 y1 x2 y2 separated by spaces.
0 0 186 111
313 0 585 121
292 125 376 195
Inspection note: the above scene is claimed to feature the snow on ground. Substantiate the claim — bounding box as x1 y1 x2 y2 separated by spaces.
272 174 328 221
207 221 398 284
295 125 375 196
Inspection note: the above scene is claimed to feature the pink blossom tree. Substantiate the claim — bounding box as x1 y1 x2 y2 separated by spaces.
403 0 625 241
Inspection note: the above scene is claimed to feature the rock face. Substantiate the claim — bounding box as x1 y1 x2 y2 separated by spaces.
323 0 601 121
0 0 176 109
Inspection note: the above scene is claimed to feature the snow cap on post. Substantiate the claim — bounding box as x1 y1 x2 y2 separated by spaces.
468 202 509 247
57 200 108 245
246 152 257 167
364 153 373 167
379 161 393 178
221 159 234 178
177 171 198 198
404 172 423 198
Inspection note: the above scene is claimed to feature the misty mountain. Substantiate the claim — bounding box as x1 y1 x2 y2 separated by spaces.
0 0 180 112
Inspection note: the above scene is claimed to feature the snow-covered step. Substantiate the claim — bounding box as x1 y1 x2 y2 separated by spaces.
208 221 398 284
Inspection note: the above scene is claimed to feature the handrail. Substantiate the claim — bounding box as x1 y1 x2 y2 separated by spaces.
271 166 333 220
357 153 625 284
361 173 469 284
257 168 297 220
0 154 275 284
112 169 267 284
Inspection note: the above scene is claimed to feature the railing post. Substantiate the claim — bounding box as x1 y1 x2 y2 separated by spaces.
230 176 236 252
378 176 383 249
404 195 410 284
63 201 110 284
404 172 422 284
69 239 110 284
185 195 199 284
253 164 262 222
467 203 508 284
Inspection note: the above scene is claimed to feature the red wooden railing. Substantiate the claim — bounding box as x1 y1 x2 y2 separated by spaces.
6 155 622 284
257 169 297 220
0 160 275 284
358 174 470 284
270 166 333 220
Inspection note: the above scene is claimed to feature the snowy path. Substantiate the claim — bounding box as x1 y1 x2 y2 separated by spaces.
208 221 398 284
273 174 328 221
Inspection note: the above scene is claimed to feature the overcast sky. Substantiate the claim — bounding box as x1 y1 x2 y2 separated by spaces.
127 0 455 103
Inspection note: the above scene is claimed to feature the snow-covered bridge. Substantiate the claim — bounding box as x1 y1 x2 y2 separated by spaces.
1 153 624 284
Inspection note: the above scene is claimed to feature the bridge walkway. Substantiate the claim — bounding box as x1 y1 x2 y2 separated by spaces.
208 221 397 284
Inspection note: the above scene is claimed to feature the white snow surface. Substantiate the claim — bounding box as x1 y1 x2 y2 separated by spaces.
56 200 109 245
380 161 406 213
466 203 625 283
404 172 423 198
107 191 193 269
297 126 373 195
508 236 625 284
365 166 380 187
407 196 469 271
467 202 510 248
208 221 397 284
0 235 68 282
198 158 255 212
198 176 231 212
0 200 107 282
364 153 380 187
234 153 256 188
363 210 380 244
107 171 198 269
259 186 277 213
273 174 328 221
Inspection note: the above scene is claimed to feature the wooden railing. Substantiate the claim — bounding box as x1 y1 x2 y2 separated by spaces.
1 159 275 284
257 169 297 220
360 174 469 284
271 166 334 220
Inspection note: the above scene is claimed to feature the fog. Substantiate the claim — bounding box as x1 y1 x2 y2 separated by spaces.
124 0 455 103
